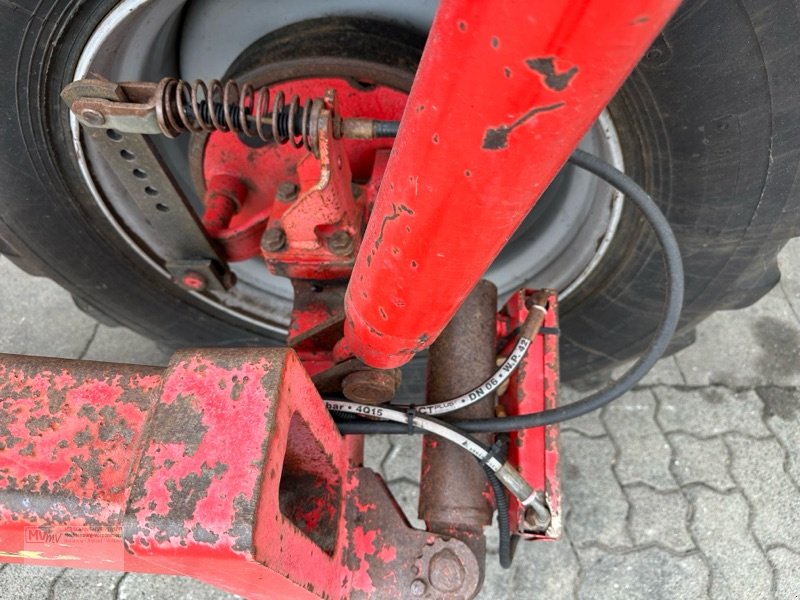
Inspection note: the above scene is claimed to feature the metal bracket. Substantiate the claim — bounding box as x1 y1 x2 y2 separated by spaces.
72 78 234 291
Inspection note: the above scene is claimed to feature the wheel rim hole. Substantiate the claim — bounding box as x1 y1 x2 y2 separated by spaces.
144 186 159 197
155 203 169 212
106 129 123 141
132 168 147 179
120 149 135 160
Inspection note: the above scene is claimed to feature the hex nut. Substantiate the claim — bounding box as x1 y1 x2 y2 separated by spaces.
327 230 355 256
263 227 287 252
275 181 299 202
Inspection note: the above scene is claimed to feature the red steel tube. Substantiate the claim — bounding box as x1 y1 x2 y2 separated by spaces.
344 0 682 368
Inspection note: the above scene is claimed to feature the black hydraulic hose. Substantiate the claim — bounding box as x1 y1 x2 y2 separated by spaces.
335 149 684 434
482 462 513 568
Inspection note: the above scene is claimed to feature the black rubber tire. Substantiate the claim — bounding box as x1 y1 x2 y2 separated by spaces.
0 0 798 380
560 0 800 379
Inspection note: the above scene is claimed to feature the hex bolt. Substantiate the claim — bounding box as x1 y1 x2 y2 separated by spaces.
275 181 299 202
427 549 466 593
342 369 401 405
180 270 208 292
409 579 427 596
328 230 355 256
524 503 552 532
202 175 247 237
262 227 287 252
80 108 106 127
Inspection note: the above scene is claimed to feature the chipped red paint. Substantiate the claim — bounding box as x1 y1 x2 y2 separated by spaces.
260 91 367 280
0 350 478 598
498 291 561 540
344 0 682 368
0 355 161 569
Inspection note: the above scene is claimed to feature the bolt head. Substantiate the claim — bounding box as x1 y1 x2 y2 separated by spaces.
428 549 465 593
328 230 355 256
180 271 207 291
80 109 106 127
262 227 287 252
275 181 299 202
409 579 427 596
342 369 401 404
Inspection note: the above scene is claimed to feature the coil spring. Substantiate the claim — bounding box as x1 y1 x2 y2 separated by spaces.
157 78 317 151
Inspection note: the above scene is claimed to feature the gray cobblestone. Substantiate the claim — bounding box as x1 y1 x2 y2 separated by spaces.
0 564 64 600
625 356 686 387
625 485 693 553
118 573 239 599
762 393 800 485
0 257 97 358
52 570 122 600
501 538 579 600
378 435 421 484
686 486 772 599
363 433 392 474
666 432 735 491
675 288 800 388
768 546 800 600
603 390 676 489
559 385 606 437
655 386 771 438
576 546 708 600
726 434 800 553
560 430 631 545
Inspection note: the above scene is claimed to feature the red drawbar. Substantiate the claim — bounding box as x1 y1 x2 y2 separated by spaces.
0 350 480 599
344 0 682 368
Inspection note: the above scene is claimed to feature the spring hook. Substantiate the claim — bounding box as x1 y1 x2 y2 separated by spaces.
155 78 320 151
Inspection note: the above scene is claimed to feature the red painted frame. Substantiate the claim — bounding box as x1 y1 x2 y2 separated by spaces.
498 291 561 539
1 0 683 596
344 0 682 368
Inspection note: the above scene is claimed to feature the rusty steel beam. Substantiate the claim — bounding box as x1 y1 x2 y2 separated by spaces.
418 280 498 585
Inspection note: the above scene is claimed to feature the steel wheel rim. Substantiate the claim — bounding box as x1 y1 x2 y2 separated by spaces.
71 0 625 337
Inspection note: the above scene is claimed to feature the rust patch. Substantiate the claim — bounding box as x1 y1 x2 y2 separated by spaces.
373 203 414 254
525 57 578 91
146 462 228 544
226 493 256 552
192 522 220 545
149 395 208 457
482 102 564 150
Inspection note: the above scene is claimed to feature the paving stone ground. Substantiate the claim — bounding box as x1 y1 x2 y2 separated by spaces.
1 238 799 599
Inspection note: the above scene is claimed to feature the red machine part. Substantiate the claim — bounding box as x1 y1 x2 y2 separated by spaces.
0 350 483 599
343 0 683 368
260 91 364 279
498 290 561 538
199 78 405 269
